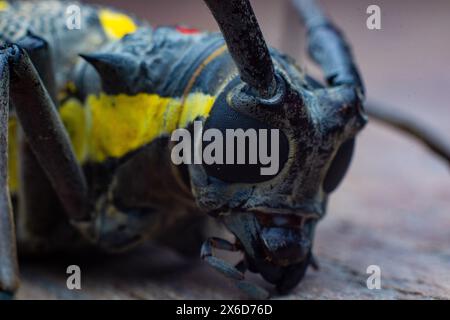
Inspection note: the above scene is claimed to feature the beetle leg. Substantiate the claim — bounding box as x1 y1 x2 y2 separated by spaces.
0 52 19 299
15 34 72 252
3 43 89 222
16 32 57 103
201 237 270 299
201 237 245 280
366 102 450 166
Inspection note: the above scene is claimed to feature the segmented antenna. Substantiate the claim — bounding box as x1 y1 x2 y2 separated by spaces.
203 0 276 98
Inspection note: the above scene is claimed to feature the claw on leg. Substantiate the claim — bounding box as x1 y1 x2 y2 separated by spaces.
201 238 270 299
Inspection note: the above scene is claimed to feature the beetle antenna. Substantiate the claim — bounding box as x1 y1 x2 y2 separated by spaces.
366 102 450 167
203 0 276 98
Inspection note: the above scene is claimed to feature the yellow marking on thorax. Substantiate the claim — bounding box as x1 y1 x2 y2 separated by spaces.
60 92 215 163
98 9 138 39
87 93 181 161
179 93 215 128
0 1 9 11
59 98 91 163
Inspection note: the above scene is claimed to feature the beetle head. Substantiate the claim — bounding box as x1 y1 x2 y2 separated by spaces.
193 0 367 292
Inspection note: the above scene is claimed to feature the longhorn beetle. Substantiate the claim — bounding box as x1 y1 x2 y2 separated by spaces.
0 0 449 299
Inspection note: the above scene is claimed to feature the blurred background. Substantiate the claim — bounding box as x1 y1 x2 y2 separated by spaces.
18 0 450 299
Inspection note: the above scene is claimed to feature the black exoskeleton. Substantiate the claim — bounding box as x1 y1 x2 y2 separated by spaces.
0 0 449 300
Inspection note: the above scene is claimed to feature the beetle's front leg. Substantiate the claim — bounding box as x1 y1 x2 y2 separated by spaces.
5 44 89 222
0 51 18 300
201 237 270 299
15 34 71 252
0 43 90 298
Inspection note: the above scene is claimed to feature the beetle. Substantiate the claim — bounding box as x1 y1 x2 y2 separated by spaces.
0 0 449 300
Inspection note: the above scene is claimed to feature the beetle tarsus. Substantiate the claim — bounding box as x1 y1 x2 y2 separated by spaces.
201 238 270 299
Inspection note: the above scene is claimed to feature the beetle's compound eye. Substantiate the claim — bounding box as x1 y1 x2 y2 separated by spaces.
203 79 289 183
323 138 355 193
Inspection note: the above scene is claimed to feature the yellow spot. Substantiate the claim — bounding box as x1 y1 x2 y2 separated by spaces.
0 1 9 11
87 93 176 161
85 92 215 162
59 98 91 163
99 9 138 39
179 93 215 128
7 118 18 193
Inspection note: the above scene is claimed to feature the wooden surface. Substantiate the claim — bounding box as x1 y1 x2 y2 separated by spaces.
15 0 450 300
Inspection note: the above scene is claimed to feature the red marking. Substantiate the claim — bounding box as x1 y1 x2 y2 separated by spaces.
176 26 200 35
